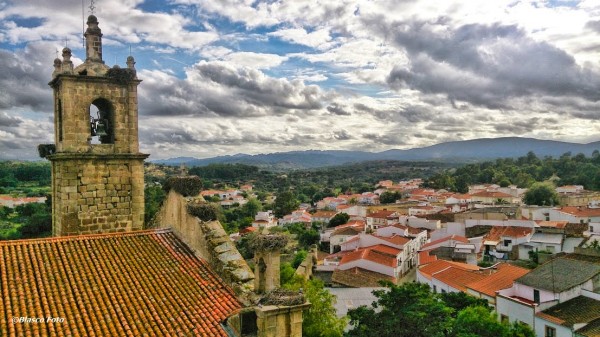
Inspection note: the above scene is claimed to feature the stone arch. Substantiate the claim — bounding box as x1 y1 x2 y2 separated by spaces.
89 98 114 144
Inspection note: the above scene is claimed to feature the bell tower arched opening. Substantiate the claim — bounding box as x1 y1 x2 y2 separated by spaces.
89 98 114 144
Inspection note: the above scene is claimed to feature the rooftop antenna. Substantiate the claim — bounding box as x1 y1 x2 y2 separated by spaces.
81 0 85 47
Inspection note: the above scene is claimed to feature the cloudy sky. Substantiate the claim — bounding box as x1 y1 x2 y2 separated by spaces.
1 0 600 160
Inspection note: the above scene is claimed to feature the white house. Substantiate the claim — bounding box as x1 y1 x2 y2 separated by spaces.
252 210 277 228
548 206 600 224
496 250 600 336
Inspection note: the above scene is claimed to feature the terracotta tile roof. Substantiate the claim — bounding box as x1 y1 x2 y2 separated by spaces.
471 191 513 198
537 296 600 328
433 267 487 292
421 234 468 250
312 211 338 218
368 210 397 219
466 263 530 297
407 227 426 235
418 259 479 280
556 206 600 217
535 220 568 229
418 250 438 266
0 229 241 337
332 267 396 287
339 245 400 268
483 226 533 242
372 234 410 246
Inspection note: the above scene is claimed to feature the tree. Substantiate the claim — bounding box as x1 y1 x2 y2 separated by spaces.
144 185 166 225
379 191 401 204
345 282 534 337
439 291 489 317
346 282 452 337
451 306 509 337
282 276 347 337
241 197 262 218
523 182 559 206
298 229 320 249
273 190 299 218
328 213 350 228
292 249 307 268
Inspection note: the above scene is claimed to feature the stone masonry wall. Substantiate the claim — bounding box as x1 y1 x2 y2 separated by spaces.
155 190 255 303
52 76 139 154
52 154 145 236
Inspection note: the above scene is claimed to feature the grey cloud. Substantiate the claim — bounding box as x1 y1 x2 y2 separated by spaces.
326 103 351 115
0 112 22 127
0 44 54 111
332 129 353 140
585 20 600 33
493 118 540 134
361 132 408 146
139 61 325 117
366 16 600 110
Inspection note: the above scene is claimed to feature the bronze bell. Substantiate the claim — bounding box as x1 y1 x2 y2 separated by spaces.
95 119 109 137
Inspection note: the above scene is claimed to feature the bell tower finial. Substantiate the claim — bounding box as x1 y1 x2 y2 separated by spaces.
89 0 96 15
84 13 103 63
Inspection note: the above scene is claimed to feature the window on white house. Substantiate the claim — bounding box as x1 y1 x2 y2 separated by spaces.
545 326 556 337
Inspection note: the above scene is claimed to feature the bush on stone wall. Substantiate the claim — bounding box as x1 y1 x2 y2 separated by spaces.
187 202 220 222
163 175 203 197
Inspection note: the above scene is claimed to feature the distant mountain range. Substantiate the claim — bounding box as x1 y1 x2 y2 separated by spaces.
152 137 600 169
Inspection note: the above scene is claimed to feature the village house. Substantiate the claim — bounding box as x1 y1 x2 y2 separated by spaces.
416 259 481 293
496 249 600 337
454 206 519 223
336 204 367 218
365 209 400 231
465 263 530 308
311 210 338 224
548 206 600 224
482 226 534 260
327 220 366 253
408 204 446 216
252 210 278 228
419 234 479 265
0 195 46 208
471 191 521 205
279 209 312 227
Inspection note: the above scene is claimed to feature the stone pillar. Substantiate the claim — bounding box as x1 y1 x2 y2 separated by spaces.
255 303 310 337
251 234 288 294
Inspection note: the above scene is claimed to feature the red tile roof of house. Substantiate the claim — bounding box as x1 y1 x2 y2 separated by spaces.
368 210 397 219
0 229 241 337
433 266 487 292
340 245 400 268
466 263 530 297
373 234 410 246
536 220 568 229
418 250 438 265
484 226 533 242
421 234 469 250
471 191 514 198
418 259 479 280
312 210 338 218
332 267 396 287
556 206 600 217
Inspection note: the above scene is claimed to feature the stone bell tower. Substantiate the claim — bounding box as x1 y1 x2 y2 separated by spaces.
47 15 148 236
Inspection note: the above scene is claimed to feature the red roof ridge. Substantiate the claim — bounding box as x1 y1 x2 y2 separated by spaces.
0 228 171 246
